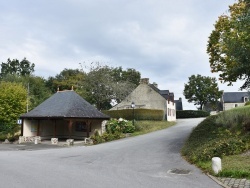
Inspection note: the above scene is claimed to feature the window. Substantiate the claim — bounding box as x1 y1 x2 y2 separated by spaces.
75 122 90 132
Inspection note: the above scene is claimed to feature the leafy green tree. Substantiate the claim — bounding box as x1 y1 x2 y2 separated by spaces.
46 69 86 92
111 67 141 85
207 0 250 89
0 81 26 135
82 63 141 110
183 74 223 110
2 75 52 110
0 58 35 78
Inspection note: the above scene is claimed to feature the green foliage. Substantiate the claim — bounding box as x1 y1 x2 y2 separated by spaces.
2 75 52 110
46 68 86 93
82 62 141 110
0 81 26 123
90 129 124 145
106 118 135 134
207 0 250 89
176 110 210 118
245 101 250 106
182 107 250 164
103 109 164 120
183 74 222 110
0 81 25 137
216 106 250 131
0 58 35 78
90 130 104 144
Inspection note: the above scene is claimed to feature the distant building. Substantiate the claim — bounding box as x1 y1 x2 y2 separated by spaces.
220 92 249 111
175 98 183 111
110 78 176 121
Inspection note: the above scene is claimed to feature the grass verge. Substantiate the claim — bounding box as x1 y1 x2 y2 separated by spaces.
181 106 250 179
132 120 176 136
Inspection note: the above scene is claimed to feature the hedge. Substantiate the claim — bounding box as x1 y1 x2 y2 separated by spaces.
176 110 210 118
102 109 164 121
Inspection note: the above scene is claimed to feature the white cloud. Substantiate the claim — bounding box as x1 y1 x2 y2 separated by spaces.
0 0 241 109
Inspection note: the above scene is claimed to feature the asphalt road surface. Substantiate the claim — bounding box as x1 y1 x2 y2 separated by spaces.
0 118 222 188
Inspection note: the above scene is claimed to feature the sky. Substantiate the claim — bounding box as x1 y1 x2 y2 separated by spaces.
1 0 243 110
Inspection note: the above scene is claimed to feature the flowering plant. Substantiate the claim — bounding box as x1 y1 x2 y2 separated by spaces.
106 118 135 133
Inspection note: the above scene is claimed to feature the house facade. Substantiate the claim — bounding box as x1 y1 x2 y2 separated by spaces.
110 78 176 121
221 92 249 111
20 90 110 140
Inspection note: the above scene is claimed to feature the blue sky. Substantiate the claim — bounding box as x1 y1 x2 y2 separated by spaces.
1 0 242 109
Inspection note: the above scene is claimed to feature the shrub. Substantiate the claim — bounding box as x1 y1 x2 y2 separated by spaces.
102 109 164 121
245 101 250 106
90 130 104 144
106 118 135 134
176 110 210 118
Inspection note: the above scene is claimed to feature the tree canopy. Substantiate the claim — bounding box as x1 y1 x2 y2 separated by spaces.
0 81 26 124
183 74 223 110
82 63 141 110
0 58 35 78
207 0 250 89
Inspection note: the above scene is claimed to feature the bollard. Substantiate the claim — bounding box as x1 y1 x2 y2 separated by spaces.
34 139 38 144
212 157 222 174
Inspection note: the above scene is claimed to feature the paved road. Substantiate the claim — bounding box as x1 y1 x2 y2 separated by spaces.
0 118 221 188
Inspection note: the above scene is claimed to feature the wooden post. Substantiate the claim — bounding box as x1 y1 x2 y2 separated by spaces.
54 120 57 138
37 120 40 136
21 119 24 136
86 121 91 138
68 120 73 139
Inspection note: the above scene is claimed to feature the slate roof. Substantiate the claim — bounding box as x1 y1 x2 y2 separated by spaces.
149 84 174 101
20 90 110 119
223 92 249 103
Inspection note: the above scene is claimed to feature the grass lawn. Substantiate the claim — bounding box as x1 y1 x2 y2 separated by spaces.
132 120 176 136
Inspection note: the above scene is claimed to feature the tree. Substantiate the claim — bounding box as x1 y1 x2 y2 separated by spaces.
46 68 86 94
0 82 26 134
207 0 250 89
82 62 141 110
2 74 52 111
0 58 35 78
183 75 223 110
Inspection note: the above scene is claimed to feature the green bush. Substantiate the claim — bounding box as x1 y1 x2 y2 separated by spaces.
245 101 250 106
0 121 20 141
176 110 210 118
90 130 104 144
106 118 135 134
102 109 164 121
215 106 250 131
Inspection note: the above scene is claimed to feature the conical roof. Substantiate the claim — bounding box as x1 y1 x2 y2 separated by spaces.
20 90 110 119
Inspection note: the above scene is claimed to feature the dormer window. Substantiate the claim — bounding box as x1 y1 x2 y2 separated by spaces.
244 97 249 102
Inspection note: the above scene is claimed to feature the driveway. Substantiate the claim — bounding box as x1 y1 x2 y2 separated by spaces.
0 118 221 188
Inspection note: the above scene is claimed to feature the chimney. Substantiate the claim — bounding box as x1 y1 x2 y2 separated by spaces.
152 82 158 88
140 78 149 84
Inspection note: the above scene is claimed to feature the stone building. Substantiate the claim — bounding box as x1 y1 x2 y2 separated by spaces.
220 92 249 111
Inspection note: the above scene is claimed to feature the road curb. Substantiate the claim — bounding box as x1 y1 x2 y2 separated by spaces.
206 173 231 188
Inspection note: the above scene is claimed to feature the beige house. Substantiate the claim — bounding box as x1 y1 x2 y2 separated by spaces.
110 78 176 121
20 90 110 140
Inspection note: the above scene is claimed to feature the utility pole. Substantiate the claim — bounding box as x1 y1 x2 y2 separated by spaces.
27 83 29 112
